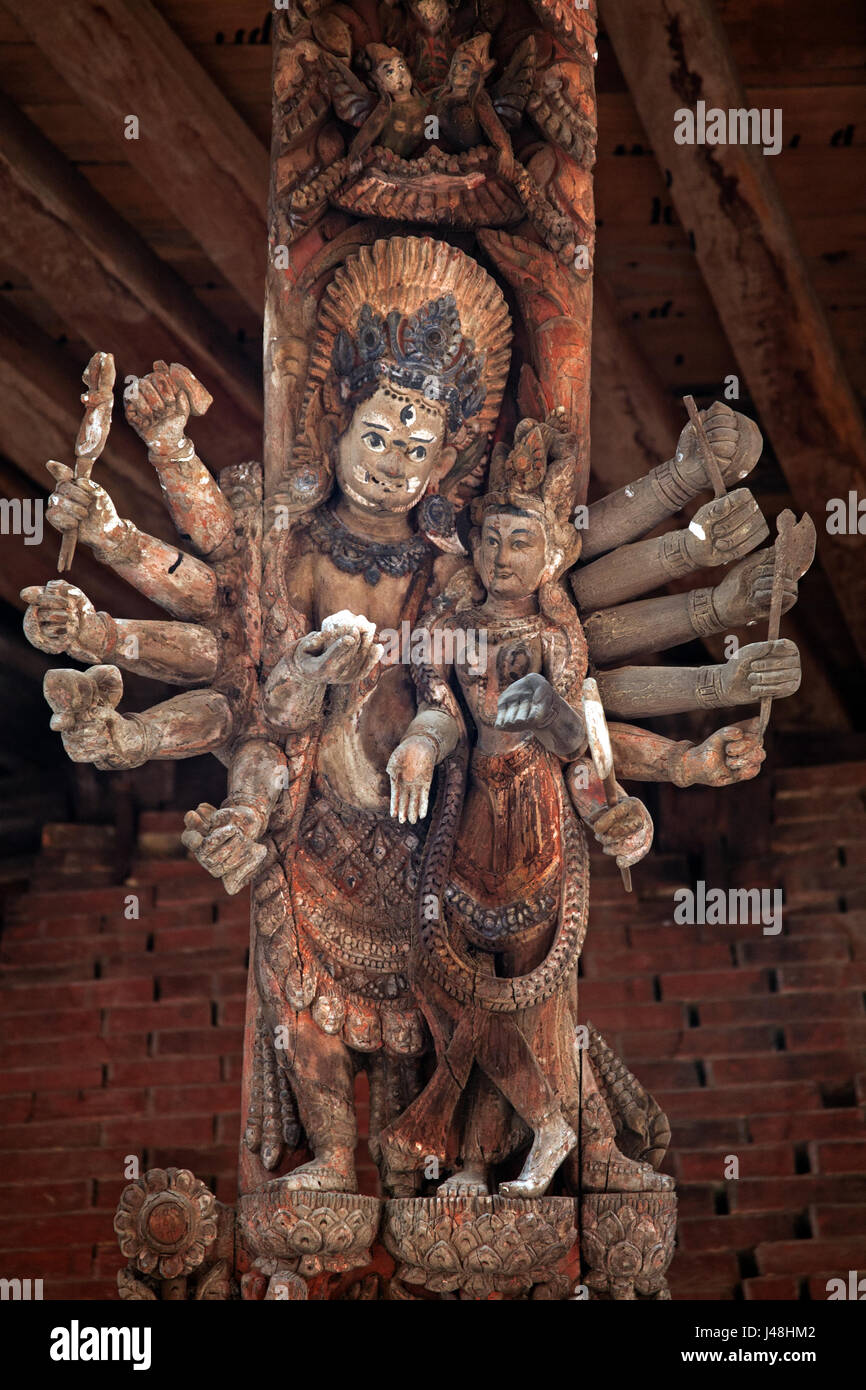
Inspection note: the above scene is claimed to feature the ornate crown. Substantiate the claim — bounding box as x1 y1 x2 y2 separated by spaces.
471 416 583 577
450 32 495 77
331 294 487 432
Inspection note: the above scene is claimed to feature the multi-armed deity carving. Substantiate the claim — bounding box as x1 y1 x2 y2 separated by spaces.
22 0 815 1300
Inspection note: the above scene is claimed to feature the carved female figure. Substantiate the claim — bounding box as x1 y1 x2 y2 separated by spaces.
380 416 668 1196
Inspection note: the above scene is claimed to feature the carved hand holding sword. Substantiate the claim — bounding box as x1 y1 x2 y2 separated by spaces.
582 677 632 893
51 351 116 573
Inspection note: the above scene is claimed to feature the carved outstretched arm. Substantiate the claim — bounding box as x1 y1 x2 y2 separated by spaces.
124 363 234 556
43 665 232 770
45 468 217 622
573 489 767 612
183 738 289 895
22 580 218 684
582 403 763 562
609 720 766 788
595 638 801 718
584 544 801 665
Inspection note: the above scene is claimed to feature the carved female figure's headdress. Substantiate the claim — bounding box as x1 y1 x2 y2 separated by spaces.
471 415 583 579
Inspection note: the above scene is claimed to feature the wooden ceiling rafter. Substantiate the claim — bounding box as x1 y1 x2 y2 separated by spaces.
0 90 262 454
1 0 270 315
601 0 866 663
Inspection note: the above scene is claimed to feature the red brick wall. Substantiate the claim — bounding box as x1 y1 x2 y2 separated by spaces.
581 761 866 1300
1 762 865 1300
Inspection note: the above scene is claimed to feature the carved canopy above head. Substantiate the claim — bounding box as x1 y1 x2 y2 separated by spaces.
301 236 512 447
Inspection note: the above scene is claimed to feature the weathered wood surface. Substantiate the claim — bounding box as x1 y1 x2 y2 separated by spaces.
0 92 262 461
2 0 270 315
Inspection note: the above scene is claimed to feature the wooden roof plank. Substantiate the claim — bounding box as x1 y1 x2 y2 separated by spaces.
3 0 269 314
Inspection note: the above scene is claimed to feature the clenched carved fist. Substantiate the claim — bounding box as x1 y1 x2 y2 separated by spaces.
674 401 763 492
684 488 769 568
720 639 801 705
43 665 146 769
45 466 123 552
587 795 653 870
124 360 212 454
21 580 102 657
679 719 766 787
182 802 268 894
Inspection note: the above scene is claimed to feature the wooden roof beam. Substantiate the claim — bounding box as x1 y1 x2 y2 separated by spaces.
3 0 269 315
601 0 866 662
0 92 262 462
592 278 684 492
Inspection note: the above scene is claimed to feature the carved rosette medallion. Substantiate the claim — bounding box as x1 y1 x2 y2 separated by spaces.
382 1195 577 1299
115 1167 233 1300
237 1184 382 1280
581 1192 677 1300
115 1167 219 1278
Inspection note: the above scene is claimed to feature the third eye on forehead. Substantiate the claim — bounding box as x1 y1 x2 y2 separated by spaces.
363 413 435 443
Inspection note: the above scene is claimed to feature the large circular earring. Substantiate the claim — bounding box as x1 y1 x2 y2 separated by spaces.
417 492 466 554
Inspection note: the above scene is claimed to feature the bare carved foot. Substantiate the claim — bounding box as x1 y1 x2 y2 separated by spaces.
581 1140 674 1193
498 1114 577 1198
275 1149 358 1194
437 1164 489 1197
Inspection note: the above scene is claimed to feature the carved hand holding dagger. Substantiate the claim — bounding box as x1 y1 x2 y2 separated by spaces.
52 351 116 573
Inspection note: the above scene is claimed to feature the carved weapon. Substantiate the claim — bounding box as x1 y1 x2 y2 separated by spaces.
56 352 116 572
582 676 631 892
683 394 726 500
756 508 795 738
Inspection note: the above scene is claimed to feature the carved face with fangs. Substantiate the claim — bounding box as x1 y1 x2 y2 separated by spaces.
335 385 456 515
